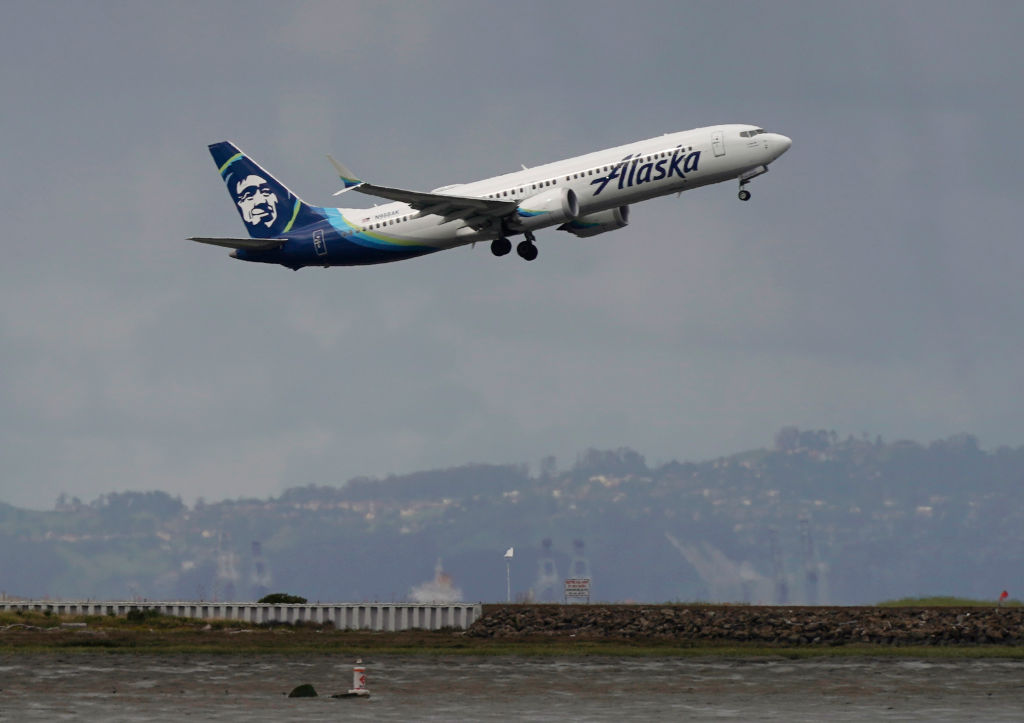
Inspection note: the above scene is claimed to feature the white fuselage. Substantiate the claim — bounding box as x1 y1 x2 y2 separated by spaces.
335 124 791 250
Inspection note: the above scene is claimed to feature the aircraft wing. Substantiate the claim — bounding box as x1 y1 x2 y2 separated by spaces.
187 237 288 250
329 156 517 225
350 181 517 221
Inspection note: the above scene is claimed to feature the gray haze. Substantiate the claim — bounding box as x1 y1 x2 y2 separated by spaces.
2 1 1022 510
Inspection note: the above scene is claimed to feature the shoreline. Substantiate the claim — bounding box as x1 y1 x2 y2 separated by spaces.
3 604 1023 658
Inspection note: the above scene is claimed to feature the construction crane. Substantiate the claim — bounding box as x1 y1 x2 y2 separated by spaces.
799 517 819 605
250 541 272 599
570 539 591 580
531 538 560 602
767 528 788 605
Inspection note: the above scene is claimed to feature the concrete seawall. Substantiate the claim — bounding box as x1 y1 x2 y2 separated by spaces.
0 601 482 631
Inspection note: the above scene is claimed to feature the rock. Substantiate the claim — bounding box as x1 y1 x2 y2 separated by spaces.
464 604 1024 647
288 684 318 698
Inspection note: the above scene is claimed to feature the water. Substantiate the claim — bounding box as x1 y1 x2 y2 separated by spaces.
2 654 1023 721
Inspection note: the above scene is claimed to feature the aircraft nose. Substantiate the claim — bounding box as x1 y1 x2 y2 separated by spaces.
774 134 792 157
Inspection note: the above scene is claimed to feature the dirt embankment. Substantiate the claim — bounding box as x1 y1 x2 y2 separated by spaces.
468 605 1024 646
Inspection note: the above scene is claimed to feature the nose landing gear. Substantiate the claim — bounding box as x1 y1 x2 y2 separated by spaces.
737 164 768 201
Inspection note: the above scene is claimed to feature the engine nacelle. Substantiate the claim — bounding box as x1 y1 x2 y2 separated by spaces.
513 188 579 231
558 206 630 237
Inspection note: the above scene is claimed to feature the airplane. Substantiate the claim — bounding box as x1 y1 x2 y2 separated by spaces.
190 124 791 269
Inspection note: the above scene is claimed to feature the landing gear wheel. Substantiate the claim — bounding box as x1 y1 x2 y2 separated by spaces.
516 240 538 261
491 237 512 256
738 189 751 201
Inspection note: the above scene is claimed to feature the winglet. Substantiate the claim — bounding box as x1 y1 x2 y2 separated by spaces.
329 155 364 195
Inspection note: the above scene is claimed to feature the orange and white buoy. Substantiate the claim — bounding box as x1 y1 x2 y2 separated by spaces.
332 658 370 699
348 659 369 697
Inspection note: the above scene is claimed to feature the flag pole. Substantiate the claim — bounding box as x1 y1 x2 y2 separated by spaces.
504 547 514 602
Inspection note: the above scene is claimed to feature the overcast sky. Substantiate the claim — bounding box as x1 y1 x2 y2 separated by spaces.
2 1 1022 510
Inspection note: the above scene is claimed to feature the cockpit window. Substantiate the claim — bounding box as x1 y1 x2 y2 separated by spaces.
740 128 767 138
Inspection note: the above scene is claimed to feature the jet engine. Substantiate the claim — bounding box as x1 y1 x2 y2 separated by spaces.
513 188 579 231
558 206 630 237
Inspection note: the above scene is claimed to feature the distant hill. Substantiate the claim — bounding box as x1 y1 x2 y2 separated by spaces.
2 430 1022 605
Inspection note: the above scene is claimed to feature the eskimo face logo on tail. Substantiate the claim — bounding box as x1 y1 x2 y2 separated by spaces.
234 175 279 230
590 146 701 196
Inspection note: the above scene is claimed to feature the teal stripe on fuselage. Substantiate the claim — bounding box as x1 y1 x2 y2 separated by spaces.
322 208 436 256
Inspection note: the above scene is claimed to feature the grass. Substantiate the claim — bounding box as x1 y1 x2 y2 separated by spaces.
877 596 1021 608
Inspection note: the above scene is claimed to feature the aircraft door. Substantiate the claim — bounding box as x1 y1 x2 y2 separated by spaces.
711 131 725 157
313 229 327 256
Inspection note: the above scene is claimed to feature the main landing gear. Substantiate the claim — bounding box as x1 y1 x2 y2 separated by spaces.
490 237 512 256
516 238 538 261
491 232 538 260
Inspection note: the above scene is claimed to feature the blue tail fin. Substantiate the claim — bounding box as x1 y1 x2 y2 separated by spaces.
209 142 325 239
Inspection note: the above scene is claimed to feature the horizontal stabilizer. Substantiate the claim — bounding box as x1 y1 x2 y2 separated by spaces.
188 237 287 251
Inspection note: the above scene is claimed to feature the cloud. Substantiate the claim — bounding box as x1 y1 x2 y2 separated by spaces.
1 1 1023 510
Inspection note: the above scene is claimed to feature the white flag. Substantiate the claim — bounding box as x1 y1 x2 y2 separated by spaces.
504 547 514 559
